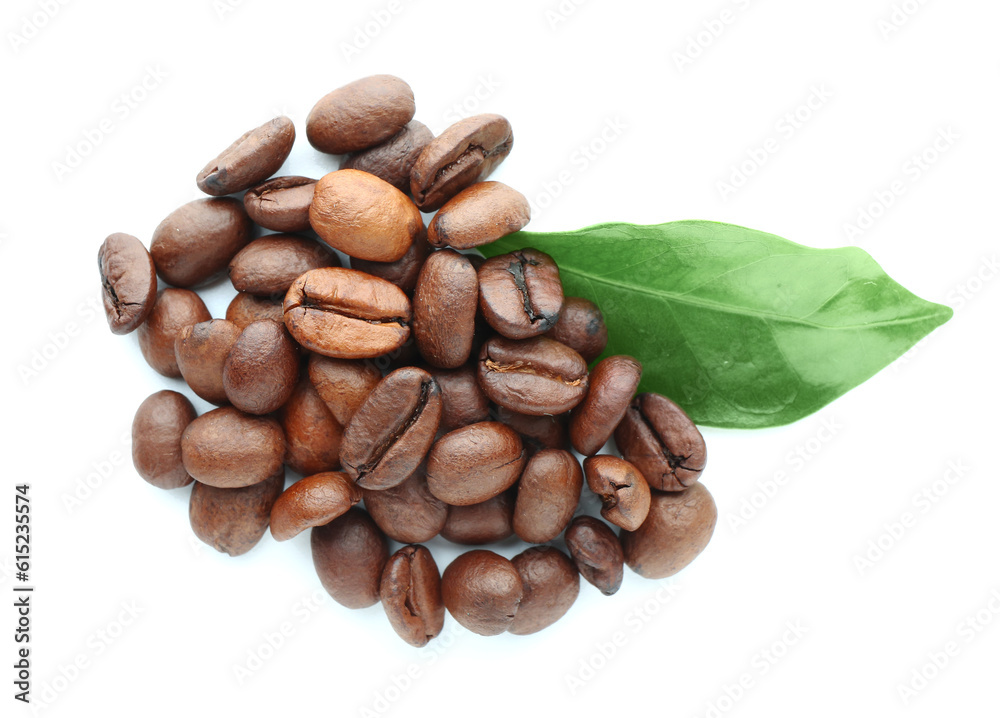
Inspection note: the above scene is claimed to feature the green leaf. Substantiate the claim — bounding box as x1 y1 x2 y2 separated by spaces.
479 221 952 429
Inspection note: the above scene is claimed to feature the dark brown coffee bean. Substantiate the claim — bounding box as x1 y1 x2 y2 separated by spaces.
441 491 515 545
427 363 490 432
150 198 253 288
278 377 343 476
478 249 563 339
564 516 624 596
307 354 382 426
243 176 317 233
410 114 513 211
428 182 530 250
340 367 441 489
307 75 415 155
495 406 568 454
269 472 362 541
175 320 241 405
509 547 579 635
283 267 412 359
426 422 525 506
478 336 589 416
441 550 522 636
614 393 707 491
131 390 197 490
413 249 478 369
341 120 433 192
229 234 339 297
137 289 211 377
196 116 295 196
180 406 285 488
621 483 717 579
189 470 285 556
546 296 608 363
311 508 389 609
98 233 157 335
351 230 430 295
513 449 582 543
363 468 447 543
226 292 284 328
380 545 445 647
222 320 299 415
570 355 642 456
583 455 651 531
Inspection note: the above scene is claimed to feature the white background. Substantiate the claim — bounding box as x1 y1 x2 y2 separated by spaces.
3 0 998 716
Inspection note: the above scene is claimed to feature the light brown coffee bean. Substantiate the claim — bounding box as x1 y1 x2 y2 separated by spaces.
341 120 433 193
226 292 284 328
307 75 415 155
363 469 448 543
278 377 343 476
513 449 582 544
98 232 157 335
412 249 478 369
222 320 299 415
426 422 525 506
569 355 642 456
565 516 625 596
311 508 389 609
137 289 211 378
189 470 285 556
441 550 522 636
478 335 589 416
180 406 285 488
584 455 651 531
131 390 197 490
440 491 515 545
229 234 339 297
175 319 242 405
380 545 445 647
478 249 563 339
269 472 362 541
243 176 317 233
509 547 579 635
197 116 295 196
428 182 530 249
307 354 382 426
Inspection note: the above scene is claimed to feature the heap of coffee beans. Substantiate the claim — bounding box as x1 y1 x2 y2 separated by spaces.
101 75 718 645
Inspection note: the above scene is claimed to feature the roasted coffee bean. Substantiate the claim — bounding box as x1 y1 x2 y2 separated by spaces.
243 176 317 233
278 377 343 476
583 455 651 531
441 491 515 545
223 320 299 415
478 336 589 416
310 170 423 263
546 296 608 363
131 390 197 490
189 470 285 556
564 516 624 596
363 468 448 543
269 472 362 541
341 120 433 192
98 233 157 335
413 249 478 368
351 230 430 295
441 550 522 636
427 363 490 432
283 267 412 359
175 320 242 405
570 355 642 455
513 449 582 544
428 182 530 249
410 114 513 211
307 354 382 426
495 406 568 454
615 393 707 491
229 234 339 297
478 249 563 339
226 292 284 328
150 198 253 288
509 547 579 635
180 406 285 488
621 483 717 579
426 422 525 506
137 289 211 377
311 508 389 609
340 367 441 489
196 116 295 196
307 75 415 155
380 545 445 647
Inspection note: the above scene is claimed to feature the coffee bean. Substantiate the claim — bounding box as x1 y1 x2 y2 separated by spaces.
226 292 284 328
410 114 513 211
478 335 589 416
569 355 642 455
189 470 285 556
426 363 490 432
229 234 339 297
428 182 530 250
380 545 445 647
564 516 624 596
311 508 389 609
509 547 579 635
341 120 433 193
614 392 707 491
180 406 285 488
426 422 525 506
307 354 382 426
351 230 431 295
621 483 717 579
307 75 415 155
175 319 242 405
131 390 197 490
363 468 448 543
546 296 608 363
413 249 478 369
223 320 299 415
495 406 568 455
478 249 563 339
269 472 362 542
277 377 343 476
583 455 651 531
243 176 317 233
150 198 253 288
98 233 157 335
197 116 295 196
340 367 442 489
283 267 412 359
137 289 211 378
442 550 522 636
441 491 515 545
513 449 582 543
